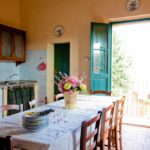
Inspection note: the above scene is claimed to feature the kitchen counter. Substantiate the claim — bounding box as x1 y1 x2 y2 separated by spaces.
0 80 37 88
0 80 38 109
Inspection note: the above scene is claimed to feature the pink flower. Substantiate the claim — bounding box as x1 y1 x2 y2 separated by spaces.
68 76 79 87
58 81 64 92
65 90 74 95
55 73 87 94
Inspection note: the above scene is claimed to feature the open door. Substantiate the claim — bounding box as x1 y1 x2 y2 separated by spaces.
90 23 112 91
54 43 70 94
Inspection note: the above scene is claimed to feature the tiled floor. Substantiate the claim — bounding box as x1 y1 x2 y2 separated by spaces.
122 125 150 150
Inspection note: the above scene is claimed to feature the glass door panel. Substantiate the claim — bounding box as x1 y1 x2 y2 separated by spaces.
100 50 108 73
2 31 12 57
14 34 24 58
93 25 108 50
93 50 108 74
93 50 100 74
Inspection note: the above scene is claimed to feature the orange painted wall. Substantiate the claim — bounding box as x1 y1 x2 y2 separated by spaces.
19 0 150 89
0 0 20 28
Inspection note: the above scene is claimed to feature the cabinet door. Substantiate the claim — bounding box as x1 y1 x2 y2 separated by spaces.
1 30 12 57
0 24 26 62
14 33 25 59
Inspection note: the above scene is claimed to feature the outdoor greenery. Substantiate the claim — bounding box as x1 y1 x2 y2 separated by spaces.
112 32 132 96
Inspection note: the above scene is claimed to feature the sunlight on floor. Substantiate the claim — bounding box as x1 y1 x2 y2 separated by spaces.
123 125 150 150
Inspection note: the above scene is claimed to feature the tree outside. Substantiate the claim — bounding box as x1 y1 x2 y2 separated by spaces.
112 32 132 96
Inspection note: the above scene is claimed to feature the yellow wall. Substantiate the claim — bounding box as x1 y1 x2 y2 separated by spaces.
0 0 20 28
19 0 150 90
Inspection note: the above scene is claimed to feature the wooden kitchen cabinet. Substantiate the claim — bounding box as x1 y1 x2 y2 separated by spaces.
0 24 26 63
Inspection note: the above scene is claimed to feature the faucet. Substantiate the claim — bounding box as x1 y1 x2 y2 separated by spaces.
6 74 18 83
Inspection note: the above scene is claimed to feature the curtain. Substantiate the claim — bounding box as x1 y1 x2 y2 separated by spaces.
7 87 34 115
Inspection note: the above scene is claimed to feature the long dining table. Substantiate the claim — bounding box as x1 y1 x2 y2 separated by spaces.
0 94 118 150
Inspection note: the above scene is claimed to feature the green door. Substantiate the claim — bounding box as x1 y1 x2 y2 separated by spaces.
54 43 70 94
90 23 112 91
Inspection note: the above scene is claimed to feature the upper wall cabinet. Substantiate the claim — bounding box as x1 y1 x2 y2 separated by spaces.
0 24 26 63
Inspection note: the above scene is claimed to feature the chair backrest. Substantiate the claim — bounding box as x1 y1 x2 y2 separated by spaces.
90 90 112 96
0 104 23 117
100 103 115 142
29 99 37 109
80 111 102 150
114 96 126 130
54 93 64 101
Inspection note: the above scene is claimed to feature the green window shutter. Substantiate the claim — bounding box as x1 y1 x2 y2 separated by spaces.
90 23 112 91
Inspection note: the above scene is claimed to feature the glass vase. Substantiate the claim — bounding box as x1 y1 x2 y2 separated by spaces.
64 92 78 109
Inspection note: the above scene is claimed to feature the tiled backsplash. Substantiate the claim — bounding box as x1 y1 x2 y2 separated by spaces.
0 62 20 81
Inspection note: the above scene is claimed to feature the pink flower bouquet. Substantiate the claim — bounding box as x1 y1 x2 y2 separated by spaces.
55 72 87 94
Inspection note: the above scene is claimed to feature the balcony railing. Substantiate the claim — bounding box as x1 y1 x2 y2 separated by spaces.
114 80 150 126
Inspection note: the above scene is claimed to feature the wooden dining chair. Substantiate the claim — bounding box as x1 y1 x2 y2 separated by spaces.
28 98 48 109
0 104 23 117
0 136 11 150
29 99 37 109
110 96 126 150
80 111 102 150
90 90 112 96
97 103 115 150
54 93 64 101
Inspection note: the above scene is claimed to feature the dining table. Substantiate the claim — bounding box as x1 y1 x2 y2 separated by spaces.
0 94 118 150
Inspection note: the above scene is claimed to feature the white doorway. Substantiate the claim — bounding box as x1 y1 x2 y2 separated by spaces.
112 20 150 126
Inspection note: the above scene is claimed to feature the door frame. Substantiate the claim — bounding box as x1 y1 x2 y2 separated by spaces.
112 17 150 127
90 18 150 92
47 41 79 103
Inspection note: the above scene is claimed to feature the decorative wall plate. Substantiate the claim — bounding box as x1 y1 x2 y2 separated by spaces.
126 0 140 12
54 25 64 36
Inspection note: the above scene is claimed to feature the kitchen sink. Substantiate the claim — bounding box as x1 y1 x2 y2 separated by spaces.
0 80 37 87
8 81 24 85
0 80 27 86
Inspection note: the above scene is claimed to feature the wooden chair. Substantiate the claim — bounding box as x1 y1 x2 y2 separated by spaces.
97 103 115 150
90 90 112 96
29 98 47 108
80 111 102 150
0 104 23 117
29 99 37 109
110 96 126 150
54 93 64 101
0 136 11 150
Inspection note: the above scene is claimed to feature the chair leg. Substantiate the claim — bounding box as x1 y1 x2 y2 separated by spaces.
111 129 115 147
119 122 123 150
108 130 112 150
115 129 119 150
119 135 122 150
100 140 105 150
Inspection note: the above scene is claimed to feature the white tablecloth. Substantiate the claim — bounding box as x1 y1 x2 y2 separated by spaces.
0 95 118 150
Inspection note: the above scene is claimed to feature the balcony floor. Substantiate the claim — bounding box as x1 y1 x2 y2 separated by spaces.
123 125 150 150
